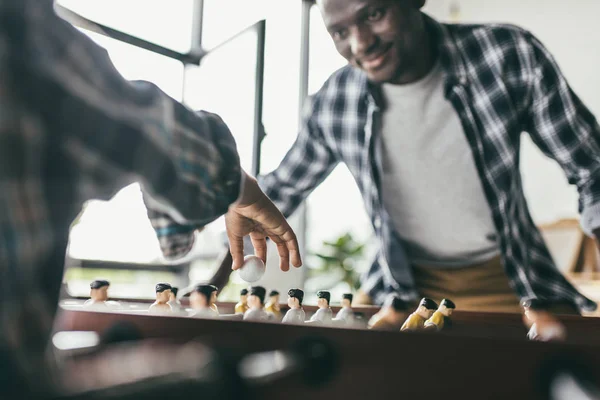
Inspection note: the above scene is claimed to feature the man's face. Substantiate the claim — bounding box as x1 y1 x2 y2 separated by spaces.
417 305 433 319
240 294 247 303
318 0 426 84
248 294 261 309
210 291 218 305
169 292 176 302
288 296 299 309
341 299 351 308
271 295 280 305
317 297 329 308
91 286 109 302
190 292 208 309
441 306 453 317
156 289 171 304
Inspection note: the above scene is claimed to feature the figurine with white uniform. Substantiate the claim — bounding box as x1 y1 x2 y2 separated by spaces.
400 298 437 332
149 283 173 314
307 290 333 325
522 299 566 341
334 293 355 325
235 288 249 314
83 280 120 309
369 295 409 331
265 290 282 320
168 286 183 313
425 298 455 331
189 284 219 318
244 286 271 321
282 288 305 324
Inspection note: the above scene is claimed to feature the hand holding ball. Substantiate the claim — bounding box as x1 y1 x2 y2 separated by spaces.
238 255 266 282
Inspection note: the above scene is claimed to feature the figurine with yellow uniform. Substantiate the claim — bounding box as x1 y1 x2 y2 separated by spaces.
400 298 437 332
369 295 409 331
265 290 282 320
235 288 249 314
425 299 455 331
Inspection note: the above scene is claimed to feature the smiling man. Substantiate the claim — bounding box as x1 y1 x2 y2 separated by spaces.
151 0 600 314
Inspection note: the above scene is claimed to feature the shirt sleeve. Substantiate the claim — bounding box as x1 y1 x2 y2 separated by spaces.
145 94 340 259
523 32 600 236
23 0 242 227
258 96 339 217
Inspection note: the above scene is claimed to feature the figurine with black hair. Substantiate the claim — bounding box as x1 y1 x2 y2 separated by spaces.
84 280 114 309
522 299 566 341
244 286 272 321
425 298 456 331
307 290 333 325
401 298 438 331
149 283 173 313
235 288 249 314
281 288 305 324
265 290 282 320
334 293 355 325
369 295 409 330
282 288 305 324
167 286 183 313
190 284 219 318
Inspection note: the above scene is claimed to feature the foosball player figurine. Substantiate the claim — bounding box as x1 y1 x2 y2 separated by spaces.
168 286 182 312
368 295 409 330
522 299 567 342
265 290 282 320
235 288 249 314
424 298 456 331
83 280 110 308
149 283 173 313
334 293 355 325
307 290 333 324
244 286 271 321
282 288 305 324
400 297 438 332
190 284 219 318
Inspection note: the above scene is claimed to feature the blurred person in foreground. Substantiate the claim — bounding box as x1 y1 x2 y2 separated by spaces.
0 0 301 397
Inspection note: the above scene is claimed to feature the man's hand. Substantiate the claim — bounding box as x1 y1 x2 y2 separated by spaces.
225 172 302 272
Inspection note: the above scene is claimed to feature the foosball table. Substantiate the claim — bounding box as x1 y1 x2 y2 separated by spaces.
54 300 600 400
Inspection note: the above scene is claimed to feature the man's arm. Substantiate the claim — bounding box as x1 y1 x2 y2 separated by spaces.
523 33 600 241
23 0 242 226
147 96 340 259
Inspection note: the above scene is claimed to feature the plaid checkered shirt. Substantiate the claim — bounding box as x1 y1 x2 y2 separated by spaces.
0 0 241 394
150 15 600 313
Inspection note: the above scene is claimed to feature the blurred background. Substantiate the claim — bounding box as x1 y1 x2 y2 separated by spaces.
58 0 600 306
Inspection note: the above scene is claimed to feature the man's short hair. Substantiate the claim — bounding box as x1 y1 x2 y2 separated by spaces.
522 299 547 311
194 284 218 301
342 293 353 302
317 290 331 304
269 290 280 297
240 288 249 296
171 287 179 297
383 295 408 312
441 298 455 309
155 283 172 293
250 286 267 304
90 280 110 290
288 288 304 305
419 297 438 310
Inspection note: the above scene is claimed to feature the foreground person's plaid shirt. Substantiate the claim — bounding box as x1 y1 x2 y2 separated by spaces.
152 15 600 312
0 0 241 394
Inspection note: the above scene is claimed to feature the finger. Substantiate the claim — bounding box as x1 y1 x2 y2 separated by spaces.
275 241 290 272
227 231 245 270
250 232 268 264
275 225 302 268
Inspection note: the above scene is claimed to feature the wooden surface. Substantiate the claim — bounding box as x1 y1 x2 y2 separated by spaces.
55 308 600 400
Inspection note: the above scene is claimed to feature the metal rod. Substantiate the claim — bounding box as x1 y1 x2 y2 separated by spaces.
251 20 267 177
55 4 204 65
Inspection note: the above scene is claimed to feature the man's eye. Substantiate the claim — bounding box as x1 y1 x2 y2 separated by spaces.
332 29 348 40
367 8 385 21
